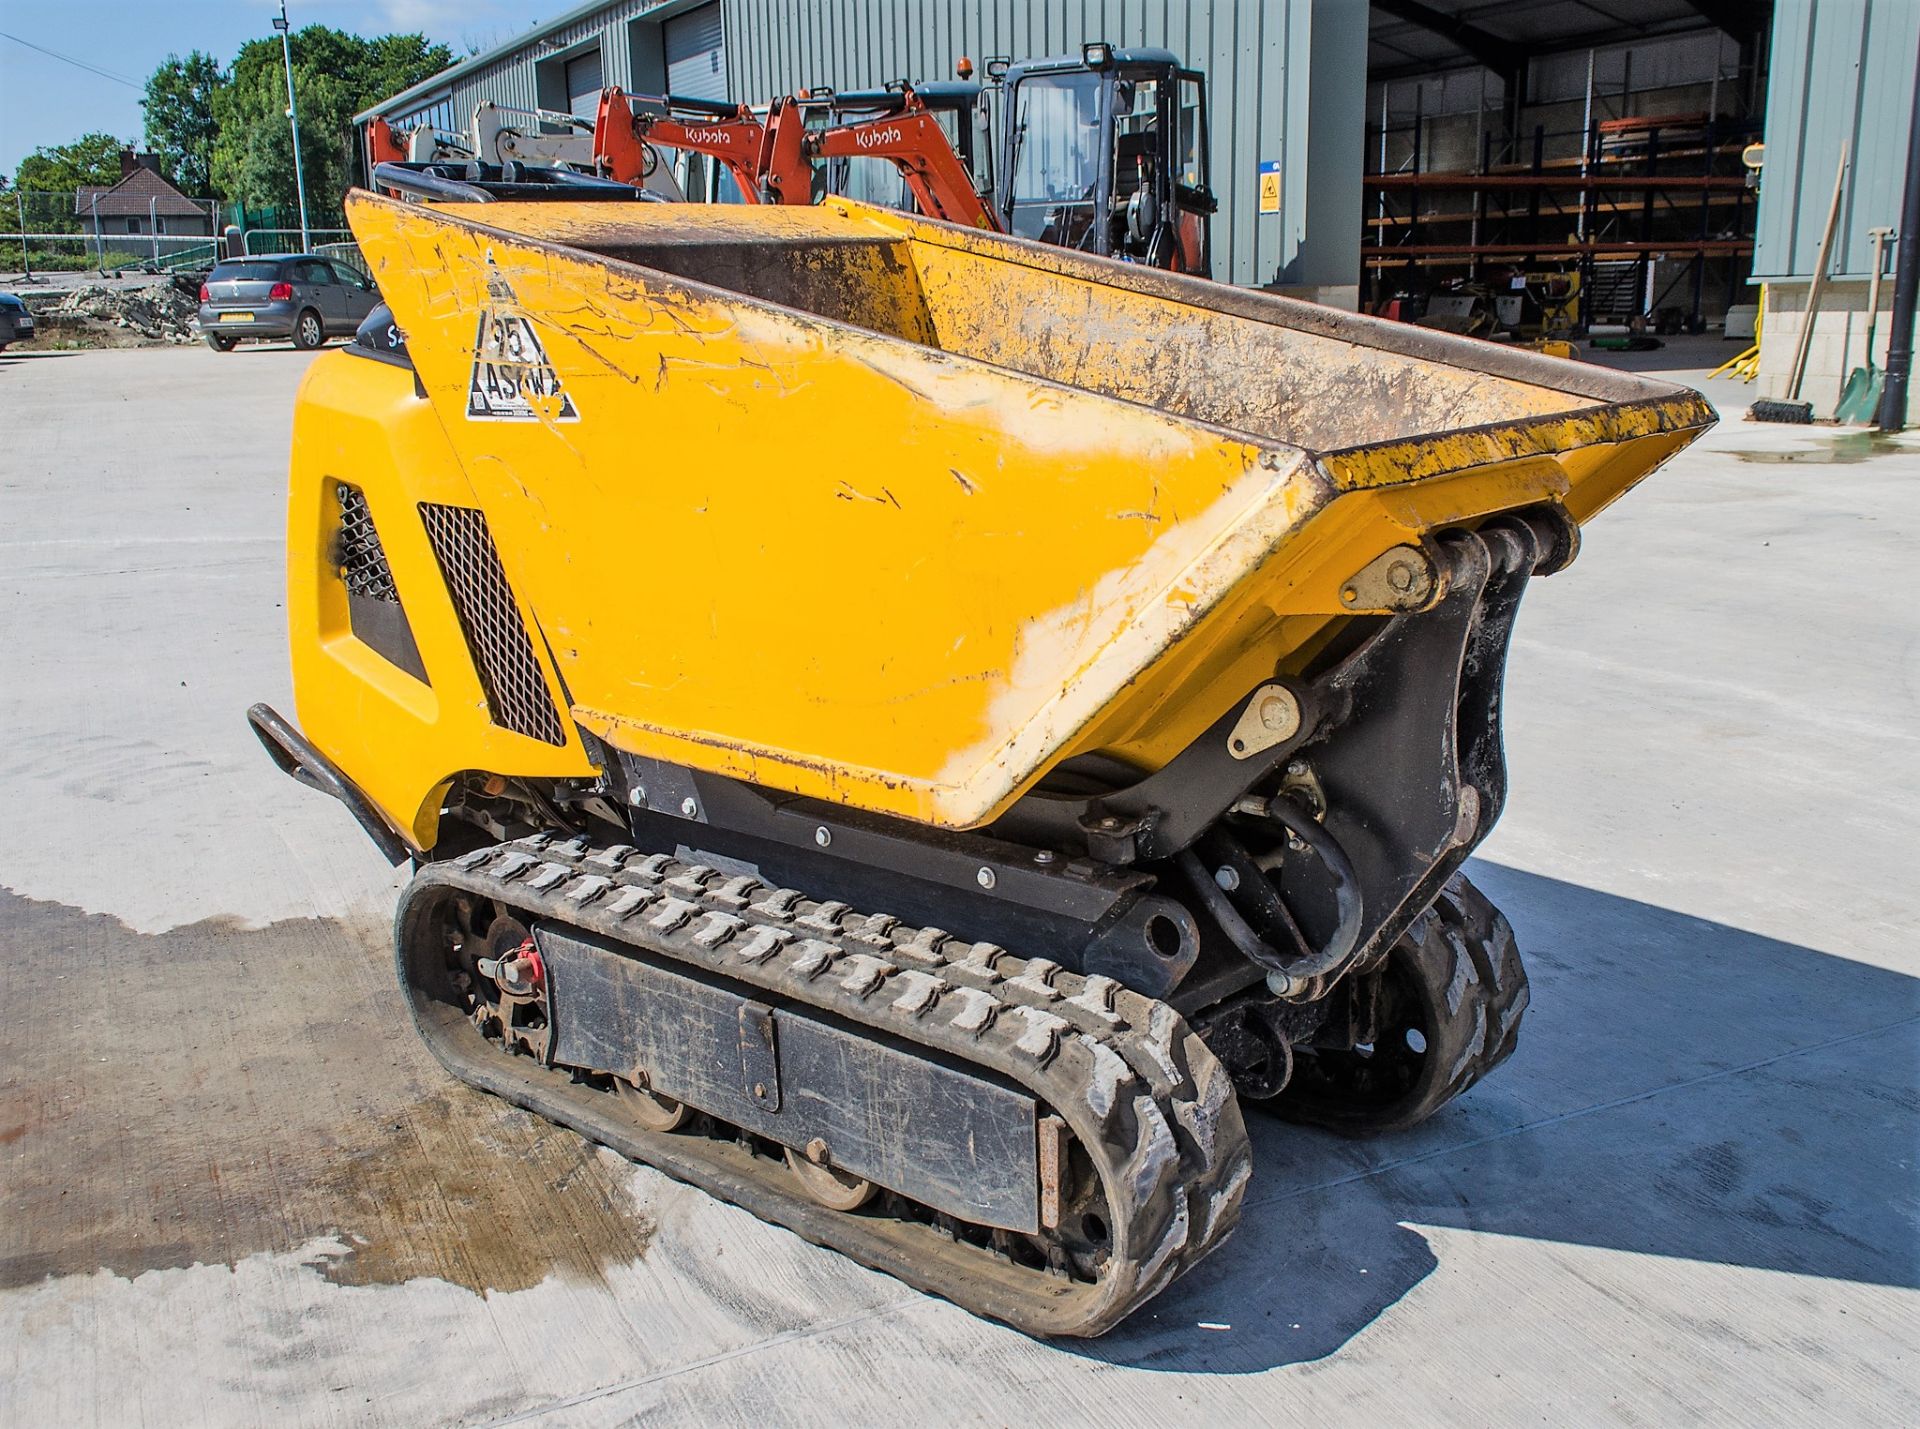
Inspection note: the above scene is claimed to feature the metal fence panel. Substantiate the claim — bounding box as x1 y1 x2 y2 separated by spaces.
2 189 222 276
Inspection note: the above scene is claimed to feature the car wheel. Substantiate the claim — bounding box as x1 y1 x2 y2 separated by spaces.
205 333 237 353
292 309 325 351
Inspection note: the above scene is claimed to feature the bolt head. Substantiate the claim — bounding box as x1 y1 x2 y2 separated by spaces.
628 786 648 808
1033 849 1056 864
1286 759 1309 778
1099 815 1123 830
805 1136 830 1164
976 866 997 890
1214 866 1241 892
814 826 832 847
680 797 698 818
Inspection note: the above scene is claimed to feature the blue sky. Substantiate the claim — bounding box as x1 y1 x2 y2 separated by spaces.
1 2 540 181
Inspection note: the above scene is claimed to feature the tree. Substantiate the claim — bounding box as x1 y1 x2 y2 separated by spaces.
212 27 452 226
144 51 226 198
12 133 128 193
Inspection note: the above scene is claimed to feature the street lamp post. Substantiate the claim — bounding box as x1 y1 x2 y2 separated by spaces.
16 190 31 282
273 1 312 253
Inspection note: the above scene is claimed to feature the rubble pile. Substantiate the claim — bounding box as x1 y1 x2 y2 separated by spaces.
31 282 200 343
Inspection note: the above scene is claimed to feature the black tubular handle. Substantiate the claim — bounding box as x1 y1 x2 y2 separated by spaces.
247 703 411 866
372 162 493 202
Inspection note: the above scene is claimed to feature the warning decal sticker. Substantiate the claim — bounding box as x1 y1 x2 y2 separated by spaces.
467 261 579 422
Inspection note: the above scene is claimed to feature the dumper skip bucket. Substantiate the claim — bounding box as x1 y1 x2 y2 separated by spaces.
338 191 1713 833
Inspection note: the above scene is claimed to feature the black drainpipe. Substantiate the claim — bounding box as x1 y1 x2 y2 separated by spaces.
1876 39 1920 431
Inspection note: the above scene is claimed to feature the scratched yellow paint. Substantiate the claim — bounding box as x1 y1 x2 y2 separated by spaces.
290 191 1712 843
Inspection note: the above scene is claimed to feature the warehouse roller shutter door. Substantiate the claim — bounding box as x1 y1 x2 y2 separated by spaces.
665 3 726 102
565 49 603 120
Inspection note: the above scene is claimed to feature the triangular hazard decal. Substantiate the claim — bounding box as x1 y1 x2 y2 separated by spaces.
466 278 579 422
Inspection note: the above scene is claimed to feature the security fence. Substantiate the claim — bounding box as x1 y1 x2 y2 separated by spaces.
1 191 362 280
1 188 223 276
240 227 354 256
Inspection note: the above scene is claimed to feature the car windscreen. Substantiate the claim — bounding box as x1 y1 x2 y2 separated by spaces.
209 262 284 282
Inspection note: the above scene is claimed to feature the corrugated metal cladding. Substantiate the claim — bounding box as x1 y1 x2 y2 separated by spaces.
1752 0 1920 283
667 4 729 100
380 0 672 134
723 0 1360 290
370 0 1362 291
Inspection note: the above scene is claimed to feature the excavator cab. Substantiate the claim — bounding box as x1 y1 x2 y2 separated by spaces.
997 43 1214 276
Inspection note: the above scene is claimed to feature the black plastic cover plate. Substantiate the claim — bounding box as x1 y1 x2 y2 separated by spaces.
536 922 1040 1232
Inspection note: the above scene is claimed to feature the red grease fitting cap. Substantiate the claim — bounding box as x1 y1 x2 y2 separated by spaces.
514 938 544 987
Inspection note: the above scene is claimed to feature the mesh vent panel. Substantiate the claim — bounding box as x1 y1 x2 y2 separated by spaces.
418 503 565 745
336 483 397 601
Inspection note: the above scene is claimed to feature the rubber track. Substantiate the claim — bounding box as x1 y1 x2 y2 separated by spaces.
398 832 1253 1337
1275 871 1529 1137
1424 873 1529 1079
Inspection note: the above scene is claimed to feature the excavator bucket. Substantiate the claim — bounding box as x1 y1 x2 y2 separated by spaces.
255 185 1712 1337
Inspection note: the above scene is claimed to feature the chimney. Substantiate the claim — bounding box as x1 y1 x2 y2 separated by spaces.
120 149 163 178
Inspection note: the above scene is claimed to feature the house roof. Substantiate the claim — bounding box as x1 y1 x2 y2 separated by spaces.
75 165 205 218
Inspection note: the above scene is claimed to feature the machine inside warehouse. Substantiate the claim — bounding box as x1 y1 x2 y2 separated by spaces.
247 162 1713 1334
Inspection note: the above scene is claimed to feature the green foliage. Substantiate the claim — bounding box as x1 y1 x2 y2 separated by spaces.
211 27 452 224
3 25 450 224
0 243 149 273
12 133 129 194
144 52 227 198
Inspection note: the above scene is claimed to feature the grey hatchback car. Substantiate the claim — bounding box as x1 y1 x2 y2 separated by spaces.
198 254 379 352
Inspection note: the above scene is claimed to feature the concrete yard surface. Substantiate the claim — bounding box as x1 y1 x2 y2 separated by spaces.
1 344 1915 1425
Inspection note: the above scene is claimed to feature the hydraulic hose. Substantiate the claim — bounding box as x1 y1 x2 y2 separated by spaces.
1177 796 1364 998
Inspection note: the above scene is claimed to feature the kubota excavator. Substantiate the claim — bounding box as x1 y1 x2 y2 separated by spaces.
596 91 771 203
816 80 994 211
372 35 1215 275
592 84 991 225
589 40 1215 271
366 99 684 199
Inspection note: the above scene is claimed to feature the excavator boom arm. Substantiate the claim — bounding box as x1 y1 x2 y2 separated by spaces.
806 92 998 229
607 91 771 202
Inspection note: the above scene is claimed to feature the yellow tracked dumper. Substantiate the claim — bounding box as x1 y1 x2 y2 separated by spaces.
250 165 1712 1336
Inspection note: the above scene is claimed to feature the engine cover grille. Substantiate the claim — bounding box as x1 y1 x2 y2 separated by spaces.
418 503 565 745
335 482 425 683
336 482 398 601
